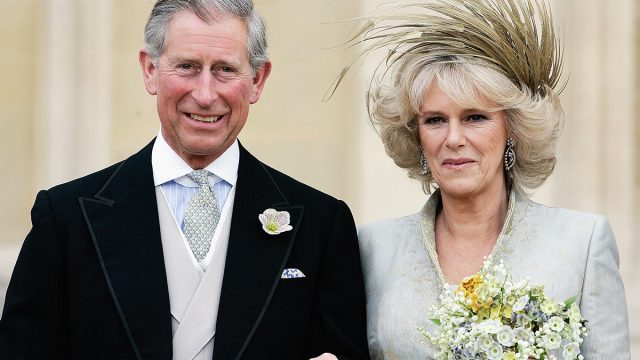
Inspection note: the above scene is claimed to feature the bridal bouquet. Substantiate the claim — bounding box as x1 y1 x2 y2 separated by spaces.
424 259 589 360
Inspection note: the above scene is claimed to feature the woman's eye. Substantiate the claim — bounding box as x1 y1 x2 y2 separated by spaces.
467 114 487 122
425 116 445 124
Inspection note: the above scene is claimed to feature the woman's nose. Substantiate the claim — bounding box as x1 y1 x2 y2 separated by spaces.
444 120 466 148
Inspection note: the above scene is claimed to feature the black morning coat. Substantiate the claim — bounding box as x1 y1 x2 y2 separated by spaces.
0 140 370 360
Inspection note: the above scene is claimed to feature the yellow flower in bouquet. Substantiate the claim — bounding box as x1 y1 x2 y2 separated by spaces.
456 274 483 297
456 274 493 312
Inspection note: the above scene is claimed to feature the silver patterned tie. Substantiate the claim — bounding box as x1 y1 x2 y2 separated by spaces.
183 169 220 262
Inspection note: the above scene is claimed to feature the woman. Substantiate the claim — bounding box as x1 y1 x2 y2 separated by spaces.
344 0 631 358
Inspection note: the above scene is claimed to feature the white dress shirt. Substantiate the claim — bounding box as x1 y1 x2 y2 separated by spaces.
151 131 239 270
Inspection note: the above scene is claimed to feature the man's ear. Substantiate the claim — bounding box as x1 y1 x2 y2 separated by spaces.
249 60 272 104
139 49 158 95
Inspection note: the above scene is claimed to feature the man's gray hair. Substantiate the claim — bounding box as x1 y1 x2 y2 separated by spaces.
144 0 268 74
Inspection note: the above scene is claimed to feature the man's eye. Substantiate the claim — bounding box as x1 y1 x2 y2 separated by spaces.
179 64 194 70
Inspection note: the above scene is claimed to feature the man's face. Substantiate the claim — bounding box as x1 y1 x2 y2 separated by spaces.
140 10 271 168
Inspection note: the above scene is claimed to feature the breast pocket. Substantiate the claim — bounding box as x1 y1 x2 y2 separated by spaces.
273 273 316 310
261 274 317 339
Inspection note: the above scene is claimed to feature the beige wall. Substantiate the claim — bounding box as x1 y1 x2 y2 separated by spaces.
0 0 36 244
244 0 360 206
0 0 638 354
112 0 158 161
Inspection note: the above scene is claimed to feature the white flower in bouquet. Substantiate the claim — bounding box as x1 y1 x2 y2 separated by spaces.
512 295 529 312
548 316 565 332
496 326 515 347
562 342 580 359
542 332 562 349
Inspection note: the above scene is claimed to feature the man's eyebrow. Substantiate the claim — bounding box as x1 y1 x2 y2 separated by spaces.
165 55 241 66
166 55 193 63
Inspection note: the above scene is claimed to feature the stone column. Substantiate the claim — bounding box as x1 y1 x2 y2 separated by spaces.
33 0 112 190
549 2 637 350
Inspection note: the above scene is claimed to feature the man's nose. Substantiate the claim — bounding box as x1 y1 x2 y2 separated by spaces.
191 72 218 107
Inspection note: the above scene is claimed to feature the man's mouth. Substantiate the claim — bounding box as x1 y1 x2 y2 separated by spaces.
189 113 221 123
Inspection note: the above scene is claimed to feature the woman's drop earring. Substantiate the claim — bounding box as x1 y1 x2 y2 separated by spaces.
420 149 430 175
504 138 516 171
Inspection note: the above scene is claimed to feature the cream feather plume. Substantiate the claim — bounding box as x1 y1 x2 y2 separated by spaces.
329 0 564 99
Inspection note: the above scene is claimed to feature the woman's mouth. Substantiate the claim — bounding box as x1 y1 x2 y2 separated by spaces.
442 158 475 168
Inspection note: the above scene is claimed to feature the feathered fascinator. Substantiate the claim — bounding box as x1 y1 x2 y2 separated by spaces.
331 0 564 98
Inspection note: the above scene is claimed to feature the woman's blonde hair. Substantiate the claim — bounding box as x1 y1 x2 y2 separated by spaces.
332 0 564 194
370 54 563 195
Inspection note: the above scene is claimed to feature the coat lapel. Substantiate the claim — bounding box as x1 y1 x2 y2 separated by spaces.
79 140 172 360
213 145 304 360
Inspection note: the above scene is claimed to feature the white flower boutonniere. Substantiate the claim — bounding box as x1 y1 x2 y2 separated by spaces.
259 208 293 235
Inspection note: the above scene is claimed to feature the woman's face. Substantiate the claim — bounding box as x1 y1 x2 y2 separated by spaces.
418 82 508 199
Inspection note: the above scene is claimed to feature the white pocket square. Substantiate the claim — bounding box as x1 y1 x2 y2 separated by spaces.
281 268 305 279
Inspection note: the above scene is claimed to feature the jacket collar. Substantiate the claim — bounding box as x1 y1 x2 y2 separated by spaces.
418 188 530 287
80 139 304 360
79 139 172 360
213 143 304 360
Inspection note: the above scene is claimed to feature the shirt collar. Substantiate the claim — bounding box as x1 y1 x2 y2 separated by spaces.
151 130 239 187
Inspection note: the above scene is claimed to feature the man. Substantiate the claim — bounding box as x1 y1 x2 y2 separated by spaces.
0 1 369 359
